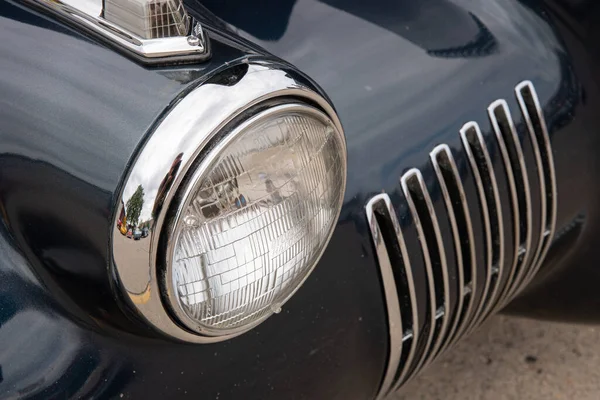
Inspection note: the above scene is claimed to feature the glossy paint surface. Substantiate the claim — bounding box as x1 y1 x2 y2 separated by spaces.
0 0 599 398
0 2 386 399
200 0 600 322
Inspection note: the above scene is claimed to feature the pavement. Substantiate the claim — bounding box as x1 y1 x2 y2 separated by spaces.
113 230 152 295
391 315 600 400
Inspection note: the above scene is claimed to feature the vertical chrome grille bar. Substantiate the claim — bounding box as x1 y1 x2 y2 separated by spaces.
430 145 477 350
460 122 505 334
510 82 547 295
513 81 557 293
397 169 450 385
365 196 403 399
487 100 533 310
366 194 419 399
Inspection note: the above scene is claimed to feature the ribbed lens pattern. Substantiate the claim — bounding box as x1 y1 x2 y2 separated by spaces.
104 0 189 39
171 111 345 332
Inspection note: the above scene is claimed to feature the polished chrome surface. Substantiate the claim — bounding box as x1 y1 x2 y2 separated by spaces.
487 100 533 311
460 121 505 335
366 80 557 396
429 145 477 350
366 193 419 399
20 0 209 64
366 195 407 400
111 63 345 343
512 81 557 297
399 169 451 386
398 170 438 386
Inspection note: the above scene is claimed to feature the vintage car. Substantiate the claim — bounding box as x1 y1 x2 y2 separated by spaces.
0 0 598 398
133 229 142 240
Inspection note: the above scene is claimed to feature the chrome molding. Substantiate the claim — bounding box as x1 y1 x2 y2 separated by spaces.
20 0 210 64
366 194 418 399
111 62 344 343
460 122 505 335
512 81 557 296
395 171 436 387
429 145 477 350
398 169 451 386
366 80 557 396
487 100 533 311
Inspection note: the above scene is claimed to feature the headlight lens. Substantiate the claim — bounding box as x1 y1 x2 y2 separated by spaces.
165 103 346 335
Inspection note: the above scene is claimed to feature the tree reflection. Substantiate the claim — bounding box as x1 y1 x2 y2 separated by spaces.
125 184 145 228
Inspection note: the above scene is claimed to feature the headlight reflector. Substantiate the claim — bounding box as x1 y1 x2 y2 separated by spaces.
165 103 346 335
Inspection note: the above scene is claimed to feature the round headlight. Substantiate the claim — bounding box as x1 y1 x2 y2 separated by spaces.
165 103 345 335
112 63 347 342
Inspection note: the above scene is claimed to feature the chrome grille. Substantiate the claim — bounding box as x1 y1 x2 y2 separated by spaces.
429 144 476 348
367 81 557 397
400 169 450 381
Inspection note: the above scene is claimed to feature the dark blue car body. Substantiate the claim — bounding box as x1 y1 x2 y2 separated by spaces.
0 0 599 398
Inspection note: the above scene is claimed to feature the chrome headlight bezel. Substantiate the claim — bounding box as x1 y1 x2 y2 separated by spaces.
111 62 346 343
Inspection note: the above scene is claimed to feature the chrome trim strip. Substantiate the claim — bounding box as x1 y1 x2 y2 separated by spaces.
514 81 557 293
398 170 436 385
380 194 420 390
413 169 451 368
488 100 534 309
111 63 345 343
398 169 450 385
460 122 505 334
487 101 519 308
487 100 529 309
366 196 404 400
20 0 210 64
366 194 419 399
429 145 476 350
513 82 546 295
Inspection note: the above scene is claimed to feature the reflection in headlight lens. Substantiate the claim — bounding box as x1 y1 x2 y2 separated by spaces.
167 104 346 335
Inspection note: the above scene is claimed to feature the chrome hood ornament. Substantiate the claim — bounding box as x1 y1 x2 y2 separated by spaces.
21 0 210 64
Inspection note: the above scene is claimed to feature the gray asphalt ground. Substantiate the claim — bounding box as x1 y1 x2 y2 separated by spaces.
391 315 600 400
